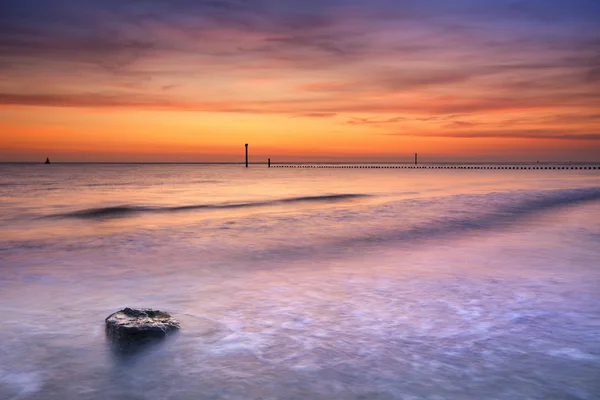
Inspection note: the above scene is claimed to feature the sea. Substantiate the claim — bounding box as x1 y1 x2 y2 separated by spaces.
1 163 599 400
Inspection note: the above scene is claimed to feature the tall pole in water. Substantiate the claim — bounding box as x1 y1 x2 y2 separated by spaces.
415 153 418 165
245 144 248 168
268 158 271 168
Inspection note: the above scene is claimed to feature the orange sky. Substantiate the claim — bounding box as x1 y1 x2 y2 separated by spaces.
1 0 599 162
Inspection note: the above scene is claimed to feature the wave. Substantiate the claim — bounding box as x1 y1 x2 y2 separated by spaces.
81 180 221 187
45 188 600 223
50 194 370 219
230 187 600 262
347 187 600 246
495 187 600 215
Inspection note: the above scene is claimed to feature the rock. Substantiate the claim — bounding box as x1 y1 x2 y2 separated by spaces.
105 308 180 345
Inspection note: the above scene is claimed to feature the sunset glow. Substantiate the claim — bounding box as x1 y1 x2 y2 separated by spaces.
1 0 599 162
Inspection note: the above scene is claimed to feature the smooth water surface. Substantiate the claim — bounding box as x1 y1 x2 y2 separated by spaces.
1 164 600 399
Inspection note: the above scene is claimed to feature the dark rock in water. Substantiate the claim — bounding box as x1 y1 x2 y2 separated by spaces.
105 308 180 347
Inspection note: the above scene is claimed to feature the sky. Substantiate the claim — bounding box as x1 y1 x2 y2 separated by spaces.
1 0 599 162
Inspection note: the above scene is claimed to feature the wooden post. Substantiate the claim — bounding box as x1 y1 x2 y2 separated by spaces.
415 153 418 165
268 158 271 168
245 144 248 168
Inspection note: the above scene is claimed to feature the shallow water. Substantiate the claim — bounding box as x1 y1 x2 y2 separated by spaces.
1 164 599 399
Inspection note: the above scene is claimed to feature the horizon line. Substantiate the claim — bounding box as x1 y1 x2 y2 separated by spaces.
2 161 600 165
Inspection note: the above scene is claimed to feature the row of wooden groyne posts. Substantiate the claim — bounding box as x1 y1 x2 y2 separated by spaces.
271 164 599 170
245 146 598 171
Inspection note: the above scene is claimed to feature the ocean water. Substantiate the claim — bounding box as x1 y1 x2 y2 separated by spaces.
1 163 599 400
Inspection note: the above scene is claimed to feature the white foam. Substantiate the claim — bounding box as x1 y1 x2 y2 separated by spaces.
0 370 43 399
548 348 597 361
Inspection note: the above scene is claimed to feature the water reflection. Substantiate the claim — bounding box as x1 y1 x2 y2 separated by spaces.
1 165 599 398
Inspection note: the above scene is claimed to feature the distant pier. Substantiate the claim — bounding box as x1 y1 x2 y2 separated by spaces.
270 164 599 170
242 144 598 170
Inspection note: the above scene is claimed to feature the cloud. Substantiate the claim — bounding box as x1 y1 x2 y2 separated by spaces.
0 93 176 109
293 112 337 118
346 116 407 125
1 0 600 122
2 89 600 119
444 121 480 129
296 82 350 92
387 129 600 141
